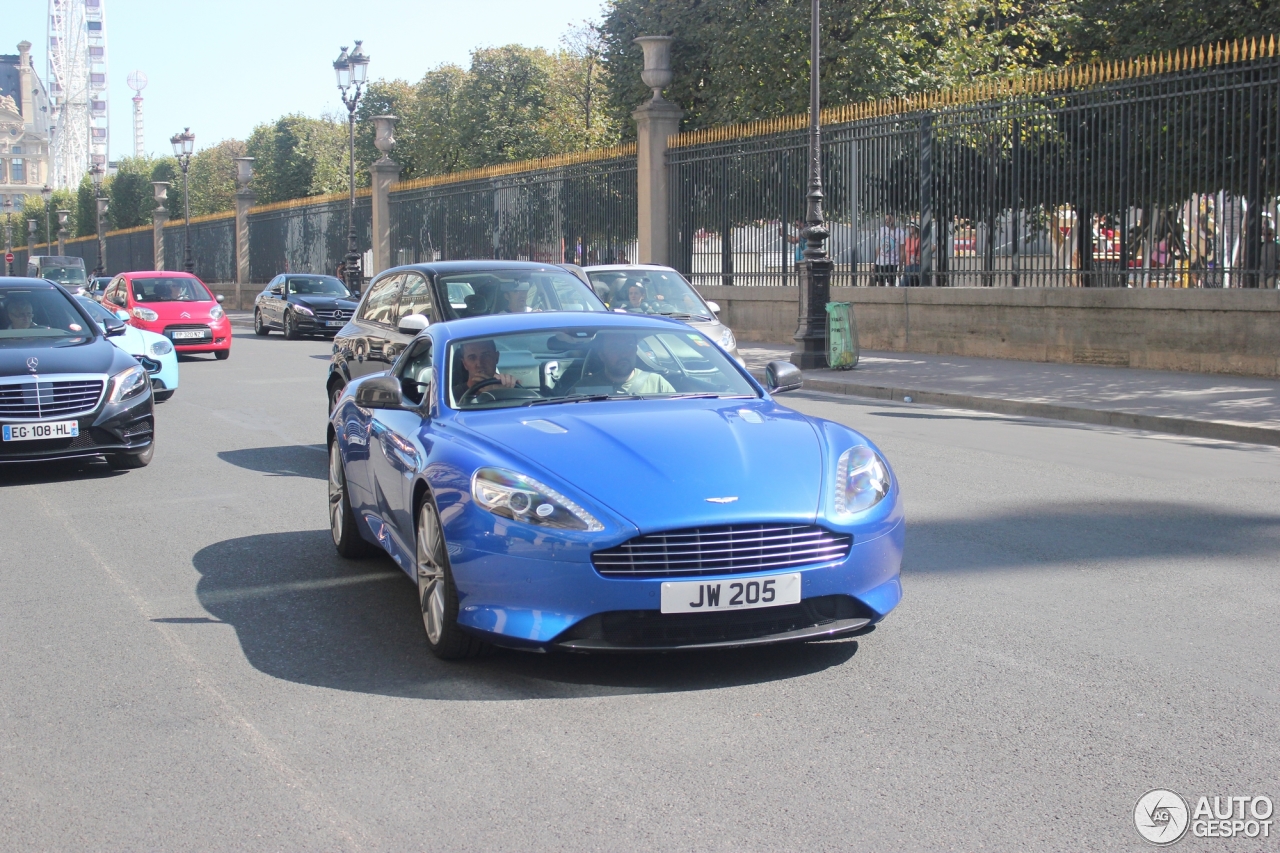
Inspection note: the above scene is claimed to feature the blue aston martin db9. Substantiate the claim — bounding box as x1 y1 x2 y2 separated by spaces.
328 312 903 658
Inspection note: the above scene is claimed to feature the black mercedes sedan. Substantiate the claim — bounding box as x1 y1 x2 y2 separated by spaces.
253 274 358 339
0 278 155 469
325 260 608 411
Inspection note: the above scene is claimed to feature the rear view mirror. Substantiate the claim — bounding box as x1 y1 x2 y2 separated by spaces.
397 313 430 335
765 360 804 394
354 374 404 409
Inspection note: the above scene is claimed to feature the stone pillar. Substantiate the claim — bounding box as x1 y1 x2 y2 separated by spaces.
234 158 255 309
152 182 169 270
56 210 69 256
632 37 682 266
370 116 400 275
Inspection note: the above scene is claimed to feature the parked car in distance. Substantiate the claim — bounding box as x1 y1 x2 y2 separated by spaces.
254 274 357 339
87 276 113 302
0 278 155 469
27 255 88 297
76 296 179 401
327 311 901 658
326 260 608 412
101 272 231 360
584 264 742 363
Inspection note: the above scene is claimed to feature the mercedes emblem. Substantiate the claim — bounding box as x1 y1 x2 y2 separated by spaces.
26 356 38 372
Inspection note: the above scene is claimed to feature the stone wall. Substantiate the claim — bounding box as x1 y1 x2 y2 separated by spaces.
696 286 1280 378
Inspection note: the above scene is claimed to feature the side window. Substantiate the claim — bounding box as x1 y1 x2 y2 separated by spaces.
397 338 434 405
398 273 434 321
357 274 402 325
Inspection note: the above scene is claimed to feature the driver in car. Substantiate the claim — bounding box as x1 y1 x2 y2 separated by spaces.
576 332 675 395
453 339 520 400
498 281 532 313
4 296 39 330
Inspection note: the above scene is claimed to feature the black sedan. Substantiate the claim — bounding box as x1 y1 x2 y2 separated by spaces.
326 260 607 411
0 279 155 469
253 274 357 339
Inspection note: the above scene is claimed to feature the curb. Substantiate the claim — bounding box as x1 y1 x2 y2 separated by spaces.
751 370 1280 448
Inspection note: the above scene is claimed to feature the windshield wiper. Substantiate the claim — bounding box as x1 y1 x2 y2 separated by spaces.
524 394 643 406
656 311 712 321
667 393 753 400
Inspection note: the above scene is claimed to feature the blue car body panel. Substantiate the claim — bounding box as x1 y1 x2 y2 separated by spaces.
331 312 904 649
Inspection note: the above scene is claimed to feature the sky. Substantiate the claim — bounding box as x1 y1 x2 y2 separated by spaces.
7 0 608 161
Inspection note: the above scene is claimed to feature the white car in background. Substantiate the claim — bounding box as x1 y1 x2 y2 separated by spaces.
582 264 742 363
77 296 180 402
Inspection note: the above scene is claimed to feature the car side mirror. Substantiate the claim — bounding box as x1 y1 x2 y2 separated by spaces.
216 294 225 304
103 317 127 337
706 301 721 314
397 313 430 335
114 309 130 322
270 285 283 296
765 360 804 394
354 374 404 409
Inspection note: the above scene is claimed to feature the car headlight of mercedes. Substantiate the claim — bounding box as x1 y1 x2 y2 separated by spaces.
718 327 736 350
109 365 150 403
150 339 173 356
833 446 891 515
209 305 226 321
131 306 159 322
471 467 604 532
292 304 314 316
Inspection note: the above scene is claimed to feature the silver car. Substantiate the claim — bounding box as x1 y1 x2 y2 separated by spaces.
582 264 741 363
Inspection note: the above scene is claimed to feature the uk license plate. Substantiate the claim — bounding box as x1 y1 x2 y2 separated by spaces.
172 330 207 340
660 573 801 614
3 420 80 442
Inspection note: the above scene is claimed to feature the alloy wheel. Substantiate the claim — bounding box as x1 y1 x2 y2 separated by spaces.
328 442 345 546
417 503 447 646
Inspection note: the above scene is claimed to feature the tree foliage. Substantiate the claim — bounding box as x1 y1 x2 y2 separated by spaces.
245 115 348 204
188 139 248 216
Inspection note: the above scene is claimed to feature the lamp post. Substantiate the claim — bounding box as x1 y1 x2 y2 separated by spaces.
56 209 69 256
790 0 832 369
41 185 52 253
28 219 37 264
2 197 12 276
333 40 370 296
169 127 195 273
90 163 106 277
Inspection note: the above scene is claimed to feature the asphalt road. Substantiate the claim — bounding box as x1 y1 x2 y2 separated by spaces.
2 330 1278 852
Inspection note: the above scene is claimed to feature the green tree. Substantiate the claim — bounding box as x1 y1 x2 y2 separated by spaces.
458 45 558 164
22 188 77 248
187 139 248 215
76 176 96 238
1064 0 1280 61
549 23 623 151
412 65 470 174
246 114 347 204
108 157 163 229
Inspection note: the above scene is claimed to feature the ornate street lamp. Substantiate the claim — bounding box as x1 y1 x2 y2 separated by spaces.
2 196 13 276
169 127 196 273
790 0 832 369
56 209 70 256
41 185 52 253
333 40 370 295
90 163 106 277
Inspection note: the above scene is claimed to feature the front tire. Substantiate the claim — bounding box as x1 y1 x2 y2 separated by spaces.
329 438 375 557
214 349 230 360
417 499 490 660
253 309 270 336
108 441 154 470
328 378 345 415
283 310 300 340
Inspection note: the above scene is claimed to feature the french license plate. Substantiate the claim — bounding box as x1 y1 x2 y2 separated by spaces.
171 330 208 340
326 320 345 327
660 573 801 614
3 420 80 442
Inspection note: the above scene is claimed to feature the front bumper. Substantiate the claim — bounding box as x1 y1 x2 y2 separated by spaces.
443 519 904 651
0 391 155 464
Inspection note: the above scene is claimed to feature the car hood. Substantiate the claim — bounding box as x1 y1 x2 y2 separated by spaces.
0 335 123 377
143 301 219 321
293 295 357 310
454 398 825 532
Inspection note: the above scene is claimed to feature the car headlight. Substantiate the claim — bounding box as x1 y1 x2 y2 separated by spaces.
292 304 314 316
150 339 173 356
471 467 603 532
833 446 891 515
209 305 225 321
109 365 150 403
718 328 736 350
131 306 159 322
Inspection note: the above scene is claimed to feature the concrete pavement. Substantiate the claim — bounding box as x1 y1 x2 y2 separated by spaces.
742 343 1280 447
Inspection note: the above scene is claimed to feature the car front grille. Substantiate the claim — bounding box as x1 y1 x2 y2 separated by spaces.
313 308 353 322
0 376 106 421
592 523 853 578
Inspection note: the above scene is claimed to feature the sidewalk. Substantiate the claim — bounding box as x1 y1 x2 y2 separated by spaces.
739 343 1280 447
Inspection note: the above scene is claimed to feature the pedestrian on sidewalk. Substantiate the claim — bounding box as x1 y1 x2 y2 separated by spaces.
901 223 921 286
874 214 904 286
1261 222 1278 288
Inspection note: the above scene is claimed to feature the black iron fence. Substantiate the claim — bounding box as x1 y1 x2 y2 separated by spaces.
671 39 1280 288
388 147 637 267
249 195 371 284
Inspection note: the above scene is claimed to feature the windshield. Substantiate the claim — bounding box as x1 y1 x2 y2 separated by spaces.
587 269 712 320
439 269 604 320
131 277 212 303
448 325 756 410
41 265 88 286
0 287 95 346
287 276 350 297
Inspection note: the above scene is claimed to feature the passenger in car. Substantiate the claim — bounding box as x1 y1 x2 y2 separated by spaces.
498 281 532 313
575 331 675 395
452 339 521 400
620 281 652 313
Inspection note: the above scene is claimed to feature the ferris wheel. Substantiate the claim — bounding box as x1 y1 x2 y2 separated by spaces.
47 0 109 189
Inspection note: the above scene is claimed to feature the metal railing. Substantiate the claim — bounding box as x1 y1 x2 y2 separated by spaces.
670 39 1280 288
248 197 371 284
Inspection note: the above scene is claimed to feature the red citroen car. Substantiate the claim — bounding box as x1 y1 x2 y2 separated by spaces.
102 271 231 359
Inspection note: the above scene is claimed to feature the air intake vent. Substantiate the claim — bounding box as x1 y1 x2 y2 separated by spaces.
592 524 852 578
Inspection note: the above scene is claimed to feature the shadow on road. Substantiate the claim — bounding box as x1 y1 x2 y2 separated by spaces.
191 529 859 700
217 444 326 479
906 500 1280 572
0 457 126 487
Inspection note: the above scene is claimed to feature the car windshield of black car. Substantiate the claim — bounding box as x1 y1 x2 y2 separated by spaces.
287 276 350 297
449 326 756 410
0 288 94 345
439 269 605 320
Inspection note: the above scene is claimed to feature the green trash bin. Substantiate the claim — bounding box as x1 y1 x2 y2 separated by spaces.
825 301 859 370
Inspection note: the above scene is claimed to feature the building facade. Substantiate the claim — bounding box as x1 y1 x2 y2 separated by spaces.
0 42 52 210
